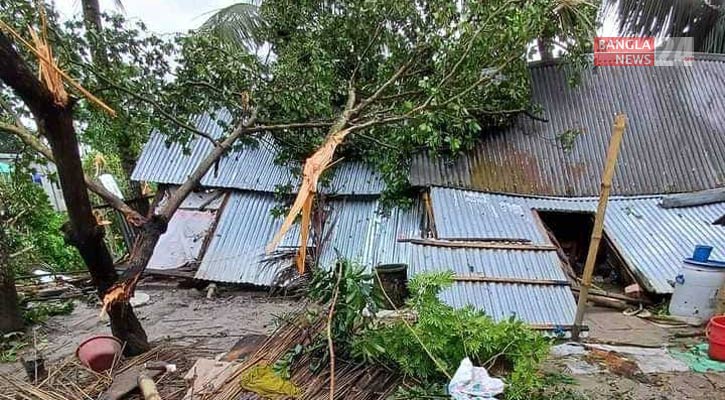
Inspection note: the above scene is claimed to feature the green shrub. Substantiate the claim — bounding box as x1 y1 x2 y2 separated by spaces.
0 172 84 273
354 271 552 399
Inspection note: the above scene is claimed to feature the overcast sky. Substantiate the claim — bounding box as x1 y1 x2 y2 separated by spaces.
53 0 239 34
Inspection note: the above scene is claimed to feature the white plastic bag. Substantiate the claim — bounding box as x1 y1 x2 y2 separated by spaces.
448 357 505 399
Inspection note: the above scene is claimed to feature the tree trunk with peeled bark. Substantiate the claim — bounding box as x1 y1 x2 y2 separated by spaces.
0 31 149 355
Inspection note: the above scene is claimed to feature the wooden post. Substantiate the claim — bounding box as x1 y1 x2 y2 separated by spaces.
572 114 627 340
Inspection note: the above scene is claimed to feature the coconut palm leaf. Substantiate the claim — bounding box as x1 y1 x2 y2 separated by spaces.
199 2 266 51
111 0 125 13
600 0 725 52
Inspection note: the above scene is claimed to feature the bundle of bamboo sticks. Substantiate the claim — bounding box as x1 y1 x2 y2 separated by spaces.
205 310 401 400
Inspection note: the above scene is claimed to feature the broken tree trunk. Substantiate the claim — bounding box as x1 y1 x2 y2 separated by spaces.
0 30 149 355
267 88 357 273
103 112 258 308
572 114 627 340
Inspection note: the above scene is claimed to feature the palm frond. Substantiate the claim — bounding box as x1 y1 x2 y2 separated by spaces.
600 0 725 52
702 9 725 53
199 2 266 51
112 0 126 13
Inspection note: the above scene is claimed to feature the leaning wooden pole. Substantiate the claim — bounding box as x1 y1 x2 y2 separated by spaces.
572 114 627 340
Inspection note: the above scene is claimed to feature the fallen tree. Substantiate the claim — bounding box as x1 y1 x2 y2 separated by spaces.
0 0 596 355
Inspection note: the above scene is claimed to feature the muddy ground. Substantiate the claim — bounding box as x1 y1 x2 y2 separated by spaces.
2 285 725 399
1 279 296 377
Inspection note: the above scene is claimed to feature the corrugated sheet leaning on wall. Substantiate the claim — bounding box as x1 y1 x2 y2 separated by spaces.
429 187 725 294
411 55 725 196
193 190 577 328
195 191 287 285
131 113 384 195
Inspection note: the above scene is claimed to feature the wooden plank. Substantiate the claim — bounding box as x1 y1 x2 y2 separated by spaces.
571 286 652 305
422 190 438 238
399 238 556 251
573 114 627 340
99 367 162 400
454 275 570 286
660 187 725 209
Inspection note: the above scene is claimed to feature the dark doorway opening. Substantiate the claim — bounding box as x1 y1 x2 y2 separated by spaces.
536 210 635 292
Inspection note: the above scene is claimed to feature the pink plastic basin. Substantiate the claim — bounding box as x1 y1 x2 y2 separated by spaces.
75 335 122 372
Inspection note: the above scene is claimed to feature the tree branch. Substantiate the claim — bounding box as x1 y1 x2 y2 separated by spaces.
0 120 146 225
158 109 258 220
245 120 334 133
71 60 222 146
0 32 57 117
353 56 416 114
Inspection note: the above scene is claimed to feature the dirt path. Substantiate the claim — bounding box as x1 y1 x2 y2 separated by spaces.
1 281 296 377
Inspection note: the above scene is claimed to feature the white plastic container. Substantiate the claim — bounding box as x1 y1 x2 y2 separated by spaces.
669 259 725 325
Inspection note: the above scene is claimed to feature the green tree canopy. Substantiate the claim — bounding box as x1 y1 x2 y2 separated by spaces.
175 0 596 199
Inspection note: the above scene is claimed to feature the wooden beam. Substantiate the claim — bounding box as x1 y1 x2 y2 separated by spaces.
571 286 652 305
572 114 627 340
422 190 438 238
400 238 556 251
661 188 725 209
454 275 570 286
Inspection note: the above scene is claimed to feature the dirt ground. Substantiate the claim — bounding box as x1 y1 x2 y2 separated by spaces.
3 287 725 399
0 279 296 378
570 371 725 399
543 306 725 399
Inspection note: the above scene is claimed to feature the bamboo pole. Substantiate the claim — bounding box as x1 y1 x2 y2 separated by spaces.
572 114 627 340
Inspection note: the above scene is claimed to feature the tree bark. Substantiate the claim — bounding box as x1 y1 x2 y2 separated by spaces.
537 36 554 61
0 31 149 355
45 109 149 355
0 227 23 334
81 0 108 68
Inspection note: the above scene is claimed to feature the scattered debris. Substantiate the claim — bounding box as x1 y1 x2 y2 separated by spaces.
670 344 725 373
182 359 236 399
240 364 301 399
624 283 643 299
449 357 505 399
0 344 213 400
130 292 151 308
138 372 162 400
208 309 402 400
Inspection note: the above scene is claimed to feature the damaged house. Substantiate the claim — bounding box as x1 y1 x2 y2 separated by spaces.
130 55 725 332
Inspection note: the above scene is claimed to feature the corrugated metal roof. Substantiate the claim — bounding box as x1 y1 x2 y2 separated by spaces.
194 191 285 285
429 187 725 294
132 114 384 195
439 282 576 326
192 190 576 327
430 187 550 243
412 55 725 196
408 246 568 281
604 198 725 294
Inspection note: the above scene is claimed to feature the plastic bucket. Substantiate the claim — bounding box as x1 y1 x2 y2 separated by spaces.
75 335 123 372
373 264 409 309
706 316 725 361
693 245 713 262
